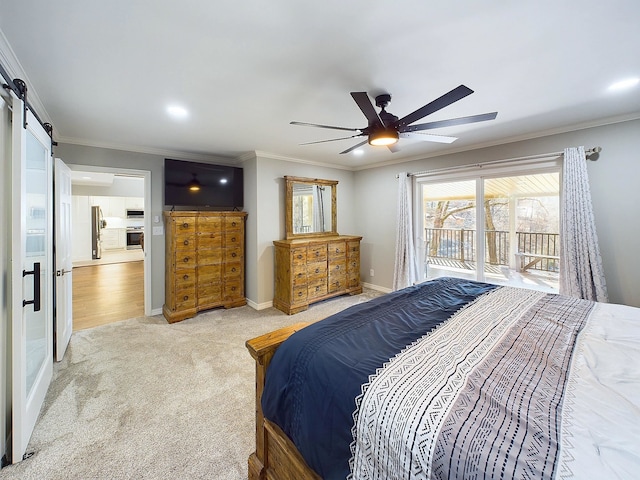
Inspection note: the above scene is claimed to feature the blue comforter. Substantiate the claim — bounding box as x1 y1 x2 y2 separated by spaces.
261 277 498 479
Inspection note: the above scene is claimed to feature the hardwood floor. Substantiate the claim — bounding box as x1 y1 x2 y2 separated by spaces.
72 260 144 331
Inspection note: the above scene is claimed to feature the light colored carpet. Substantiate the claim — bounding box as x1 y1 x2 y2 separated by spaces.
0 289 382 480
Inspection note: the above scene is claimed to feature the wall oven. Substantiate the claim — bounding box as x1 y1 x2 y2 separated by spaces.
126 209 144 219
126 227 144 250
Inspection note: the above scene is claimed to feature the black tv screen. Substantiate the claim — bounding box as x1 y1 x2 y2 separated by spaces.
164 159 243 209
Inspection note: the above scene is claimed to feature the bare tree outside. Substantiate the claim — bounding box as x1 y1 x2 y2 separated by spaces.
423 173 560 274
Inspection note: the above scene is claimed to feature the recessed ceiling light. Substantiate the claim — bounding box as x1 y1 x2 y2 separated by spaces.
166 104 189 119
353 149 364 156
220 178 228 184
608 77 639 92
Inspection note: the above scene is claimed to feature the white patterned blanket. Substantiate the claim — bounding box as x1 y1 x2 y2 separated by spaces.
350 287 640 479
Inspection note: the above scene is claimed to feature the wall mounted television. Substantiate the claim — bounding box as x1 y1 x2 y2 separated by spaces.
164 159 244 209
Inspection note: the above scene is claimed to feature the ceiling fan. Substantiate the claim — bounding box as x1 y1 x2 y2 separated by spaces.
291 85 497 154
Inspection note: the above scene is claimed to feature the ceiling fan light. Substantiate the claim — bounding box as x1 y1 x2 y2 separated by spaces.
369 129 399 146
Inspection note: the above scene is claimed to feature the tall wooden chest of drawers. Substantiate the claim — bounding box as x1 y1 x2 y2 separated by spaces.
163 211 247 323
273 235 362 315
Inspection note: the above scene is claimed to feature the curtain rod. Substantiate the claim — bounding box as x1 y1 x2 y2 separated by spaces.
400 146 602 178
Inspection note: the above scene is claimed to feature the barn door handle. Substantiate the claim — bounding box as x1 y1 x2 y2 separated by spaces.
23 262 41 312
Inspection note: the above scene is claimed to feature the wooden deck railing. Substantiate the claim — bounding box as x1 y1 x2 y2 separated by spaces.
425 228 560 272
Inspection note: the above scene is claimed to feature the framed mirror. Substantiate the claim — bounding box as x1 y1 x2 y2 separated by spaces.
285 176 338 239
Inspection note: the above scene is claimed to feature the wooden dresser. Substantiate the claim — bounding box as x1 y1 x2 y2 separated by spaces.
163 211 247 323
273 235 362 315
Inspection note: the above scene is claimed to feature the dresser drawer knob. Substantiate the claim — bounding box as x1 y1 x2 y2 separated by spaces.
183 295 189 301
231 267 236 273
231 286 236 291
298 291 303 297
183 240 189 245
183 257 189 263
231 237 236 242
231 252 237 257
335 265 340 270
183 222 189 228
231 221 237 227
315 251 320 256
315 286 320 292
297 254 302 259
183 274 189 280
315 268 319 274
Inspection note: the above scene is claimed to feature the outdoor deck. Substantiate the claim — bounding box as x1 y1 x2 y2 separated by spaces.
426 257 559 293
423 228 560 293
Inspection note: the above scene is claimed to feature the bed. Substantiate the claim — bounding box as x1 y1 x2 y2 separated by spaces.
246 277 640 479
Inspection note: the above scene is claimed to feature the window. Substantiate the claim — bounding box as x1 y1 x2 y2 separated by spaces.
416 160 561 293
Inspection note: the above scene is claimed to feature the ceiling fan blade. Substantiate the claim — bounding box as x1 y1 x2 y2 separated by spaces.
399 132 458 144
299 134 361 146
290 121 360 132
340 139 368 155
350 92 385 128
387 143 402 153
401 112 498 133
394 85 474 129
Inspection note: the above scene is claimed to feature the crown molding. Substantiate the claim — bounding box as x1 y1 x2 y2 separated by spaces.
0 28 52 127
57 135 237 164
236 151 258 163
251 150 356 171
352 112 640 171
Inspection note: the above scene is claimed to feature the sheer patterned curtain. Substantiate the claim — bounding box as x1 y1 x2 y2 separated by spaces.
393 173 420 290
560 146 608 301
312 185 324 232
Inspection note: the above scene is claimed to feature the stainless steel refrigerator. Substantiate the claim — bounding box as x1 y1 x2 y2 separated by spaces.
91 206 105 259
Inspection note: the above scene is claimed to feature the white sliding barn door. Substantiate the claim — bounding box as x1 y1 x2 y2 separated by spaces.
11 97 54 463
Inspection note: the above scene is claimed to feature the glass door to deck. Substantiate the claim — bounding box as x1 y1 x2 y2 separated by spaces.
419 170 560 293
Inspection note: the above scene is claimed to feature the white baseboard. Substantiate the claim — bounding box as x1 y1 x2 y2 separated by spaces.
362 282 392 294
246 298 273 311
150 307 163 316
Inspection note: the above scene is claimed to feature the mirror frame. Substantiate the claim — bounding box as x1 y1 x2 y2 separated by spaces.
285 176 338 239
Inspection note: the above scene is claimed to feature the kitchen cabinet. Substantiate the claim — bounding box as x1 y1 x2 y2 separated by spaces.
91 196 126 218
125 197 144 209
101 228 126 250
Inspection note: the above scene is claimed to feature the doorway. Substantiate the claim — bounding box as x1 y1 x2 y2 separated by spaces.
67 165 151 330
72 261 144 330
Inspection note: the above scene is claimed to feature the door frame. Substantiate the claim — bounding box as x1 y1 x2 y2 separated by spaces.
67 164 152 316
413 158 562 284
1 88 10 467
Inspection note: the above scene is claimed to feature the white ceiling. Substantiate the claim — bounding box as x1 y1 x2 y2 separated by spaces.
1 1 639 169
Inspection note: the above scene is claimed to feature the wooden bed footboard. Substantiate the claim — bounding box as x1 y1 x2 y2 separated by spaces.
245 322 321 480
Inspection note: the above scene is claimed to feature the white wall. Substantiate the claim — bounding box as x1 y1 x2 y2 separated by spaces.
53 143 235 313
239 154 259 307
354 118 640 307
244 153 357 306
